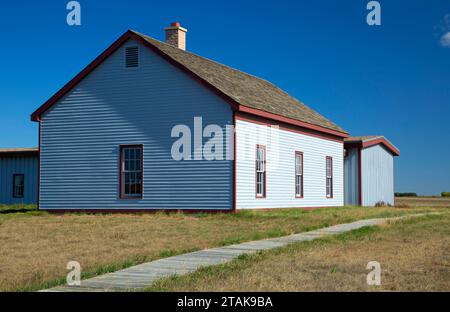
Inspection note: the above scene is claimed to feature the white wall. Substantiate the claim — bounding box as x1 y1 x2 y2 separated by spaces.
236 119 344 209
361 144 394 206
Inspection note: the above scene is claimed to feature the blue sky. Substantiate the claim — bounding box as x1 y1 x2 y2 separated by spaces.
0 0 449 195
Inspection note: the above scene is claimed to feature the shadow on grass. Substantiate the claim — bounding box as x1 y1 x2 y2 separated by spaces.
0 208 37 214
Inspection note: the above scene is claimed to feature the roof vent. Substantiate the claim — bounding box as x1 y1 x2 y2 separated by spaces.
125 46 139 68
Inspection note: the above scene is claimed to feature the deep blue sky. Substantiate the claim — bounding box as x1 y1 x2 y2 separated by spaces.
0 0 449 195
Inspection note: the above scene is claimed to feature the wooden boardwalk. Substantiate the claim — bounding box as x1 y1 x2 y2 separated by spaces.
41 213 434 292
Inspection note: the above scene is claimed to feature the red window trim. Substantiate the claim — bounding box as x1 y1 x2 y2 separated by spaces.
255 144 266 199
295 151 304 198
119 144 144 200
12 173 25 198
326 156 333 199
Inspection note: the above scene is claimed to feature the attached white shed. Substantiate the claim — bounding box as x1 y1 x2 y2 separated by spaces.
344 136 400 206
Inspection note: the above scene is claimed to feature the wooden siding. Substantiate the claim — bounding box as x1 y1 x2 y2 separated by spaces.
0 155 38 204
39 39 233 210
235 119 344 209
344 147 359 205
361 144 395 206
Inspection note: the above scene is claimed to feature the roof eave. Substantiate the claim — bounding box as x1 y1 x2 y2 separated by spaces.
344 137 400 156
237 105 349 138
31 30 137 122
362 137 400 156
30 30 241 122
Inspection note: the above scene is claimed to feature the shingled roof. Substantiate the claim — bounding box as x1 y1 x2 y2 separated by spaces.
135 31 346 134
31 30 347 136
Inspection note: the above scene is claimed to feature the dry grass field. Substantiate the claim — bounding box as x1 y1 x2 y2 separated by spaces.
395 196 450 208
148 214 450 291
0 205 443 291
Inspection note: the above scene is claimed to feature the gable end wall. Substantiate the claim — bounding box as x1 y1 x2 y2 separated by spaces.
361 144 395 206
39 39 233 210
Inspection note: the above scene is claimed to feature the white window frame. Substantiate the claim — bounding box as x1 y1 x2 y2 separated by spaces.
295 152 304 198
326 156 333 198
256 145 266 198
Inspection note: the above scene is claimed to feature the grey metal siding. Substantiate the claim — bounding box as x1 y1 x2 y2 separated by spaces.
344 147 359 205
0 156 38 204
40 39 233 210
361 144 394 206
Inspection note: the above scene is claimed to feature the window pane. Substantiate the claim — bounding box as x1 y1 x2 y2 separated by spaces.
125 172 130 195
256 147 265 197
131 175 135 194
261 174 264 194
13 175 24 197
326 177 332 197
121 146 143 197
296 175 303 196
300 176 303 196
136 160 140 171
136 181 142 195
326 158 332 177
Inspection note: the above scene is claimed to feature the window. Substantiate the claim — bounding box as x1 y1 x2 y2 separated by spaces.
13 174 24 198
255 145 266 198
326 156 333 198
120 145 143 198
295 152 304 198
125 46 139 68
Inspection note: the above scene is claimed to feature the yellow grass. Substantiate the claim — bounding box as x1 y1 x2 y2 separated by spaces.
395 196 450 208
0 206 445 291
148 214 450 291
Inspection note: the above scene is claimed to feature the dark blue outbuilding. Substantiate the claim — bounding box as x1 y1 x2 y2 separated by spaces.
0 148 38 205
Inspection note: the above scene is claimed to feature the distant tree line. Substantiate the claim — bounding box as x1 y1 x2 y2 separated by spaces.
395 192 450 197
395 192 417 197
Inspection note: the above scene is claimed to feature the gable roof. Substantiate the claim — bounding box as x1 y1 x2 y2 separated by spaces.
344 136 400 156
31 30 348 138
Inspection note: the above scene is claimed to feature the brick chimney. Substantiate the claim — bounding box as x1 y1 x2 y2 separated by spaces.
164 22 188 50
